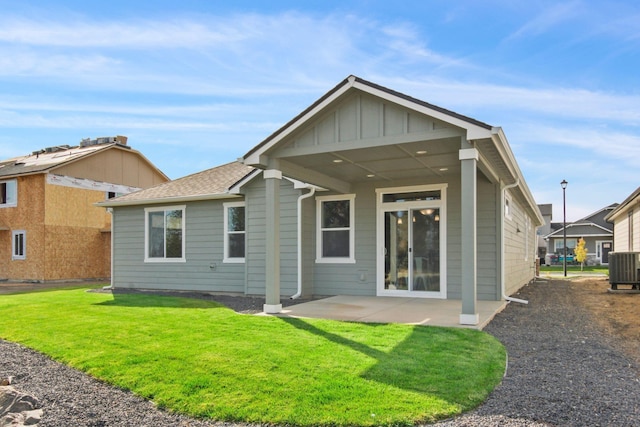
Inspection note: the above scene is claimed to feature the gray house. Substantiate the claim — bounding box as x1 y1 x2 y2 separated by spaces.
101 76 543 326
544 204 617 265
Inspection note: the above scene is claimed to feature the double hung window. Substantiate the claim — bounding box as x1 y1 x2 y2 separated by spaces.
224 202 246 262
12 230 25 260
316 194 355 263
145 206 186 262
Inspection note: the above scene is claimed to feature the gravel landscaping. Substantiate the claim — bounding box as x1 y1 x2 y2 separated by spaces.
2 279 640 426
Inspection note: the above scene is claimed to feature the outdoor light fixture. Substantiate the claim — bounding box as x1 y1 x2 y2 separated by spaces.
561 180 568 277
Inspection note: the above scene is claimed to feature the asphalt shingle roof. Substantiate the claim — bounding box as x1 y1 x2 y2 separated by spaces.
107 161 255 204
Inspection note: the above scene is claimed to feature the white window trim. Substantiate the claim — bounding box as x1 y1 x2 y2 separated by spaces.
375 183 448 299
12 230 26 260
525 216 531 261
223 201 246 263
144 205 186 263
504 192 513 220
0 179 17 208
555 238 577 252
316 194 356 264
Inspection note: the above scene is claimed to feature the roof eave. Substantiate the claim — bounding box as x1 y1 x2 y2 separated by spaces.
97 192 242 208
490 128 544 226
605 187 640 222
242 75 495 167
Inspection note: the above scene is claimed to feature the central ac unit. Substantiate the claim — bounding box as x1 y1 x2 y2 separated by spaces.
609 252 640 289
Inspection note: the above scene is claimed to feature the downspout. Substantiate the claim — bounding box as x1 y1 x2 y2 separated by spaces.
290 186 316 299
501 179 528 304
104 208 114 290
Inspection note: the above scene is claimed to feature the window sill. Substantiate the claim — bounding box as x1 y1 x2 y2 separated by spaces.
315 258 356 264
144 258 187 263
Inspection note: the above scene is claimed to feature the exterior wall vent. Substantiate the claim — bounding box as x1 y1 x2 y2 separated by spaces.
609 252 640 290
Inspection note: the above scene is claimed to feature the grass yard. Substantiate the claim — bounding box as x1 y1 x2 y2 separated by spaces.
539 265 609 274
0 288 506 426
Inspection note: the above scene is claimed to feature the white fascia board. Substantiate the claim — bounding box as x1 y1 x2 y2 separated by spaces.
284 176 327 191
491 127 544 227
544 223 613 239
96 192 241 208
243 79 357 166
228 169 262 194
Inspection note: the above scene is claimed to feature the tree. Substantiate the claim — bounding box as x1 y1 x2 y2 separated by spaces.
575 237 588 271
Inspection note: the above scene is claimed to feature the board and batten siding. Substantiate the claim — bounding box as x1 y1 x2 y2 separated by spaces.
244 177 300 296
112 200 245 292
275 92 462 156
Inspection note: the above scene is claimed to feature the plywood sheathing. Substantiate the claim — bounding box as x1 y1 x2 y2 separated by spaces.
0 175 46 281
43 182 112 280
44 225 110 280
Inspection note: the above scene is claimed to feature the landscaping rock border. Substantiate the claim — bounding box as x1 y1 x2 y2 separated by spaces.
0 385 42 427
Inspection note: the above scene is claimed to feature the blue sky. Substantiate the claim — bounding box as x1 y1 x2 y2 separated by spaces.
0 0 638 222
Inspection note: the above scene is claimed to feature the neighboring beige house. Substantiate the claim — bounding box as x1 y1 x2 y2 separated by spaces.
102 76 543 326
0 136 168 282
605 186 640 252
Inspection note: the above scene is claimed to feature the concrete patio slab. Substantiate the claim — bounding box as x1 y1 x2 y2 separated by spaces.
267 295 508 329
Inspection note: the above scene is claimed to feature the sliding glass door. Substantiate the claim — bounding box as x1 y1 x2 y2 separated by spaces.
377 185 446 298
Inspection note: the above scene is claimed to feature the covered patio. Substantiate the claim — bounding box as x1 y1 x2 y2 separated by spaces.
268 295 508 329
242 75 542 326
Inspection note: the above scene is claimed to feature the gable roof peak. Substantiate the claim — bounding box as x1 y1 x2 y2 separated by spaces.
243 75 493 163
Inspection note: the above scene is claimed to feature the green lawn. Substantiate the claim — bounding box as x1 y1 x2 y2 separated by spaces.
0 287 506 426
539 264 609 274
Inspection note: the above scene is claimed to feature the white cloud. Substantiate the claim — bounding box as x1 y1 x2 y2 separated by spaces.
0 50 120 77
512 124 640 165
383 76 640 126
0 17 246 48
504 1 584 41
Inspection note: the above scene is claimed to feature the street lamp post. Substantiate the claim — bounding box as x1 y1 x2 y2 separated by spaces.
561 180 568 277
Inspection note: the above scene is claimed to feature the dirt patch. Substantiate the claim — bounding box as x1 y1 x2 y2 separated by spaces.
570 277 640 366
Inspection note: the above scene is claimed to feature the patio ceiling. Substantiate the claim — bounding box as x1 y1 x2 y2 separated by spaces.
280 136 463 185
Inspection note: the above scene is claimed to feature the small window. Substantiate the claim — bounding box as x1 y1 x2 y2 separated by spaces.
505 193 512 220
12 230 25 260
106 191 123 199
0 180 17 207
144 206 186 262
224 202 246 263
316 194 355 263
